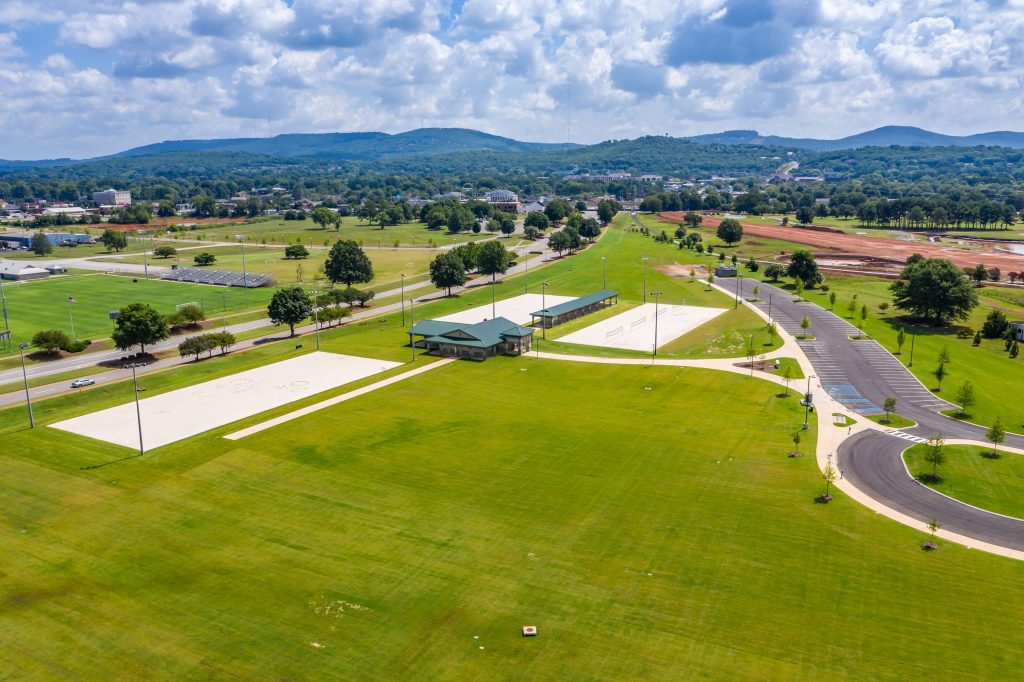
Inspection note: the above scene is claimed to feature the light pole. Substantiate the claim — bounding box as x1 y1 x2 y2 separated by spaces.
239 236 249 307
127 363 144 456
400 273 406 326
409 297 416 362
734 273 741 308
524 253 529 294
491 278 496 319
18 342 34 428
767 292 773 324
142 233 149 279
641 257 650 302
67 296 76 339
541 281 549 339
312 288 320 350
908 330 916 367
222 291 228 331
650 291 662 356
1 270 10 332
601 256 607 290
803 374 817 431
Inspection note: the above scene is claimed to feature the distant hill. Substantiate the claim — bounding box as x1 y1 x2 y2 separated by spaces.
105 128 579 161
684 126 1024 151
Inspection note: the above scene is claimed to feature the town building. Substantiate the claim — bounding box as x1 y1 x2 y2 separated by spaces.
408 317 534 360
1011 321 1024 342
485 189 520 213
92 189 131 206
0 260 50 280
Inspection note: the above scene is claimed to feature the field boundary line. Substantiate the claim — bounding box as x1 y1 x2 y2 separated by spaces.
223 358 455 441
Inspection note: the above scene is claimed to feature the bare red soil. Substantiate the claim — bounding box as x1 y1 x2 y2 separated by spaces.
660 212 1024 273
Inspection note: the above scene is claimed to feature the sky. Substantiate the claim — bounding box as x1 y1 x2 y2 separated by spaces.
1 0 1023 159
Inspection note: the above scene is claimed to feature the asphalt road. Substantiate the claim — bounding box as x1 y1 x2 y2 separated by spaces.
725 275 1024 549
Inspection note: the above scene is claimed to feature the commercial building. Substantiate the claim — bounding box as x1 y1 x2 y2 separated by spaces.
0 231 92 249
408 317 534 360
92 189 131 206
0 260 50 280
485 189 520 213
1011 321 1024 341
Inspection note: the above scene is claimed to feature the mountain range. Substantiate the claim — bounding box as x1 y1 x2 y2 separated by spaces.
3 126 1024 172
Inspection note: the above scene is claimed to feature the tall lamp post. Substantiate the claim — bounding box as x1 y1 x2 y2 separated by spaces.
311 288 321 350
641 256 650 302
18 342 34 428
802 374 817 431
734 273 742 308
523 253 529 294
0 274 9 333
541 281 549 339
650 291 663 356
127 362 145 456
400 273 406 326
239 236 249 307
601 256 607 290
491 277 496 319
908 330 916 367
67 296 76 339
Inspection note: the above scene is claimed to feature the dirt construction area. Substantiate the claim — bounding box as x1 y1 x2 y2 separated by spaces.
661 212 1024 272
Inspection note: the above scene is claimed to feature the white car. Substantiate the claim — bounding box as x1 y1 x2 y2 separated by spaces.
71 378 96 388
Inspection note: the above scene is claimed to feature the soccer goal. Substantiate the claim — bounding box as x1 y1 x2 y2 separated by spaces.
176 301 202 312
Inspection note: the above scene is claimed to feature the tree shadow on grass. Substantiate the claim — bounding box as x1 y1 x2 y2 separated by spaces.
916 473 943 485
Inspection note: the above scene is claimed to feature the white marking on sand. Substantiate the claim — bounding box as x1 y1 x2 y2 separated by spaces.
436 293 574 326
51 352 401 449
557 303 727 351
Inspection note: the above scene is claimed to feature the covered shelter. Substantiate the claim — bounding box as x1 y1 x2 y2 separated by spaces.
531 290 618 329
408 317 534 361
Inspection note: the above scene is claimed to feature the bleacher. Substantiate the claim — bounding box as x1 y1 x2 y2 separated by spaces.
161 267 271 288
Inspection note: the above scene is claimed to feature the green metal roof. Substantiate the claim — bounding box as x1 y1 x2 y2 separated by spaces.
531 289 618 318
410 316 534 348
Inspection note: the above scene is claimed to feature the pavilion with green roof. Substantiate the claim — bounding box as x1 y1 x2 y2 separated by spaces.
531 289 619 329
408 317 534 361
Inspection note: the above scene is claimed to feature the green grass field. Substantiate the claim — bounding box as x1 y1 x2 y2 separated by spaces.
0 273 275 350
904 443 1024 518
3 217 1024 677
6 356 1024 678
190 216 494 247
97 244 436 288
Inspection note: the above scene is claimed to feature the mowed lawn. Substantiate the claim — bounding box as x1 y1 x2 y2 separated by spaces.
904 443 1024 518
3 359 1024 679
98 245 437 288
193 216 493 247
0 273 275 347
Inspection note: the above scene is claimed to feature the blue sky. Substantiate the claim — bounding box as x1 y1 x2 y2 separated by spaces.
1 1 1022 159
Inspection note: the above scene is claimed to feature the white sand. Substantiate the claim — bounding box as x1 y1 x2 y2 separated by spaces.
557 303 727 352
436 292 575 326
50 352 401 450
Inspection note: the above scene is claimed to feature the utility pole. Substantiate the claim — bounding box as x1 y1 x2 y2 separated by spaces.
641 256 650 302
127 363 144 456
400 273 406 326
18 342 34 428
650 291 662 357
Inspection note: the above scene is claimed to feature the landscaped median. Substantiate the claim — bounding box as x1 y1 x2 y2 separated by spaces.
904 443 1024 519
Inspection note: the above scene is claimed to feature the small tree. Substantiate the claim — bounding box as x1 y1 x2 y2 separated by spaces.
923 517 941 550
194 252 216 266
429 252 467 295
922 433 946 481
794 277 804 298
896 327 906 355
284 244 310 259
972 330 981 346
985 417 1005 458
31 329 71 354
1011 341 1020 359
112 302 169 353
31 232 53 255
934 362 946 391
153 245 177 258
954 380 975 417
799 315 811 338
781 363 793 396
882 396 897 423
324 240 374 287
767 320 777 343
267 286 312 336
820 462 838 502
846 298 857 318
791 431 801 457
752 283 760 297
860 304 868 326
829 290 837 309
764 263 785 281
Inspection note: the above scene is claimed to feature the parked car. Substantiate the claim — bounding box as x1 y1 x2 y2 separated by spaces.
70 378 96 388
